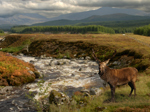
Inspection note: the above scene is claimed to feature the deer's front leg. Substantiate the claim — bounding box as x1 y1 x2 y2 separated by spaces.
108 82 116 102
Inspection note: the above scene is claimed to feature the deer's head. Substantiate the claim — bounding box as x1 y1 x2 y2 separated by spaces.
92 49 116 75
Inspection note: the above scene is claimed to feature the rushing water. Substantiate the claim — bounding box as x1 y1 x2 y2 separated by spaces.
17 55 105 99
0 55 105 112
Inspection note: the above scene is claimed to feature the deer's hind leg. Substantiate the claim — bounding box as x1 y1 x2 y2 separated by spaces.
132 81 136 97
128 81 136 97
128 82 134 97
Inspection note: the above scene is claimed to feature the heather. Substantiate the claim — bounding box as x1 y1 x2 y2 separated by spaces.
0 51 36 86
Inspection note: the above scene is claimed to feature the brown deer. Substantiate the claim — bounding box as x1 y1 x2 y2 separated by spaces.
92 49 138 102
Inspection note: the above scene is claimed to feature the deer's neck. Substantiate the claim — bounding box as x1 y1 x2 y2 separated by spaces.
99 66 112 82
99 66 110 77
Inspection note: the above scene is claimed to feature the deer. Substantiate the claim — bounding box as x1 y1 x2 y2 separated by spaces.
92 49 138 102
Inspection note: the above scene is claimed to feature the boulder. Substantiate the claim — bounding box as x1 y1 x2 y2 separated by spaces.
49 90 70 105
0 86 13 95
90 87 103 96
34 71 41 78
85 56 91 60
49 60 60 66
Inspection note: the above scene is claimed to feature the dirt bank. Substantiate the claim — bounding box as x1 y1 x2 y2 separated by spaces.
0 35 148 72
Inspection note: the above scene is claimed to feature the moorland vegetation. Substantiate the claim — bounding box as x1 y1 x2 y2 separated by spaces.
0 32 150 111
0 51 36 86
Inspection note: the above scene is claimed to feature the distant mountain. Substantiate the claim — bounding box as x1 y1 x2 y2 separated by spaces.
32 13 150 26
48 7 150 21
0 18 10 25
0 18 14 29
4 13 48 25
0 13 49 29
0 13 48 26
82 13 150 22
32 19 79 26
1 7 150 30
0 24 15 30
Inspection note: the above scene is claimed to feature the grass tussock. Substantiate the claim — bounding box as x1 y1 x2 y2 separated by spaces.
1 46 24 53
0 51 36 86
0 32 9 37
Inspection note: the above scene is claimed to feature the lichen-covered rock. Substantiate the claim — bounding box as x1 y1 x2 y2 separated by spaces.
0 86 13 95
90 87 103 96
49 90 70 105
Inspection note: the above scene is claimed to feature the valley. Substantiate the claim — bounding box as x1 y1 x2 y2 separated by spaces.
0 5 150 112
0 33 150 111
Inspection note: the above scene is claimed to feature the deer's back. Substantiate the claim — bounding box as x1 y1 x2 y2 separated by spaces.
104 67 138 85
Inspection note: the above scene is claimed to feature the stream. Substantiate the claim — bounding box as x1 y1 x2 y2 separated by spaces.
0 55 105 112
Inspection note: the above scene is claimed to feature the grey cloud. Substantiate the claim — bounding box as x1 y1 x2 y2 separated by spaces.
76 0 150 10
0 0 150 18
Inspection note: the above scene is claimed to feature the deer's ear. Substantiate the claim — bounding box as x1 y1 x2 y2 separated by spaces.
105 59 110 65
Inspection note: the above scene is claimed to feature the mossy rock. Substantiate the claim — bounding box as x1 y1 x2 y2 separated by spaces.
72 91 90 107
34 71 41 78
49 90 70 105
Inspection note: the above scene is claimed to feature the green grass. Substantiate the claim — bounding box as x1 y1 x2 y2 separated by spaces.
47 75 150 112
0 46 24 53
99 75 150 111
0 33 6 36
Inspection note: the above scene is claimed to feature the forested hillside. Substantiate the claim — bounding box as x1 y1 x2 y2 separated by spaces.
11 25 115 34
0 29 4 33
29 14 150 34
2 13 150 34
134 24 150 36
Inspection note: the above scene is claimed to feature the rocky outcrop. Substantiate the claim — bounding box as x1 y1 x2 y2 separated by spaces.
0 86 37 112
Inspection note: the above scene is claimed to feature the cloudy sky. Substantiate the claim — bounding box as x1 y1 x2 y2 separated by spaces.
0 0 150 18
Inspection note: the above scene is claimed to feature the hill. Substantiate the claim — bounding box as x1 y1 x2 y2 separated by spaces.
3 13 48 25
32 13 150 26
0 13 49 29
48 7 150 21
1 7 150 30
32 19 78 26
82 13 150 22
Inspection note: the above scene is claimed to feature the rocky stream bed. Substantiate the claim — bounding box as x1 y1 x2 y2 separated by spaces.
0 55 106 112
